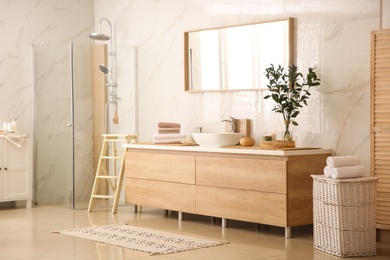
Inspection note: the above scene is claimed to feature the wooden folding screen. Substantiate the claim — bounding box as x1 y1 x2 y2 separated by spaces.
370 28 390 233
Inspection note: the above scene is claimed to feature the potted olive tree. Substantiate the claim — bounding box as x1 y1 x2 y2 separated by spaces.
264 64 321 142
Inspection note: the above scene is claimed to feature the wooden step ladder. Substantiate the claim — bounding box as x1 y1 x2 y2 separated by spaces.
88 134 135 214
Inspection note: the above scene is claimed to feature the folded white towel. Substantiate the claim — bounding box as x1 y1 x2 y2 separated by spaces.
326 155 361 167
153 133 186 140
330 165 365 179
1 133 28 148
324 165 332 178
153 138 184 144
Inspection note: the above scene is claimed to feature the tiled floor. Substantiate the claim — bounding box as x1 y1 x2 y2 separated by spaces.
0 202 389 260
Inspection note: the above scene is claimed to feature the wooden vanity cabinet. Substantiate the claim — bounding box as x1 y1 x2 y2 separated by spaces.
125 148 330 236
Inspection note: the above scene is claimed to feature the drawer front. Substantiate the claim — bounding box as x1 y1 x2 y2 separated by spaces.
125 179 196 213
196 156 286 193
195 186 287 227
125 151 195 184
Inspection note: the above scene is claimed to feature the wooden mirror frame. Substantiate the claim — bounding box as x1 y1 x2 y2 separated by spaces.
184 18 293 92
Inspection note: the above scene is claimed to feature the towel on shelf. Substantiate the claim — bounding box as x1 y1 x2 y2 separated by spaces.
329 165 365 179
153 138 185 144
158 122 181 128
158 127 181 134
324 155 365 179
0 133 28 148
152 133 186 144
153 133 186 140
323 165 332 178
326 155 360 168
157 122 181 134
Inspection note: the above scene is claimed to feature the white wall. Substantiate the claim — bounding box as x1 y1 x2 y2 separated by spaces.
383 0 390 28
95 0 380 175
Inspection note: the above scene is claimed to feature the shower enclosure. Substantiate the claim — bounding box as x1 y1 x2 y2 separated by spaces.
32 42 94 209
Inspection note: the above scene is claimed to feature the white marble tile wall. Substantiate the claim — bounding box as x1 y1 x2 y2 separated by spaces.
95 0 381 175
384 0 390 28
0 0 94 133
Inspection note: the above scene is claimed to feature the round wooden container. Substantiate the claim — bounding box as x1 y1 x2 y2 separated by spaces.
240 137 255 147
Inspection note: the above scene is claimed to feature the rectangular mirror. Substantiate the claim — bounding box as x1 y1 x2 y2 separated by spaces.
184 18 293 92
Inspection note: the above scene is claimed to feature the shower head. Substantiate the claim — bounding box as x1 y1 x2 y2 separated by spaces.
89 32 110 41
99 64 116 87
99 64 109 74
89 18 112 41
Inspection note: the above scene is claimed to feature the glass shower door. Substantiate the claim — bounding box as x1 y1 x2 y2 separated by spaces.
33 42 94 209
71 42 95 209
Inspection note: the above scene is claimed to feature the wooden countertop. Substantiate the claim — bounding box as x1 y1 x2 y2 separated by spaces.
124 143 332 156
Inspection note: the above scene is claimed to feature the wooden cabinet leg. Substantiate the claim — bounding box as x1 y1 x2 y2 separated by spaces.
178 211 183 221
132 205 138 213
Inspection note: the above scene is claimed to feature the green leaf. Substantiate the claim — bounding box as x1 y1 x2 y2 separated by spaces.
263 63 320 127
291 111 300 117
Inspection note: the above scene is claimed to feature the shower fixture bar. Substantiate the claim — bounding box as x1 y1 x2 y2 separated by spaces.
89 17 116 85
90 17 118 132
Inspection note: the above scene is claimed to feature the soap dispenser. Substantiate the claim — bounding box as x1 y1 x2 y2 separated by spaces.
11 118 17 133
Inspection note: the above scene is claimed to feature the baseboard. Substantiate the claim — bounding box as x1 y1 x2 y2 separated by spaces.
377 228 390 243
0 201 14 209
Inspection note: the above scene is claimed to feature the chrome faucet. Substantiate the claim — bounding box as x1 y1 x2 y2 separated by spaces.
220 116 237 133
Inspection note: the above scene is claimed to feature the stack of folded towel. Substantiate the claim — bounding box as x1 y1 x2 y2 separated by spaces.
324 155 365 179
153 122 186 144
157 122 181 134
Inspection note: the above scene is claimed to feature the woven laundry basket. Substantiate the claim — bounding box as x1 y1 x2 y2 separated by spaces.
311 175 378 257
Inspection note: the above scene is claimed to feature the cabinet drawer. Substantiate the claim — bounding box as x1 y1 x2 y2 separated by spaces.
126 151 195 184
125 179 196 213
195 186 286 227
3 169 31 200
196 156 286 193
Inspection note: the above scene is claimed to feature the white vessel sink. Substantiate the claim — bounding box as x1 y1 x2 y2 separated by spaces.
192 132 242 147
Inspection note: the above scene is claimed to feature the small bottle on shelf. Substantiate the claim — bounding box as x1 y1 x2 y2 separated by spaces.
11 118 17 133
